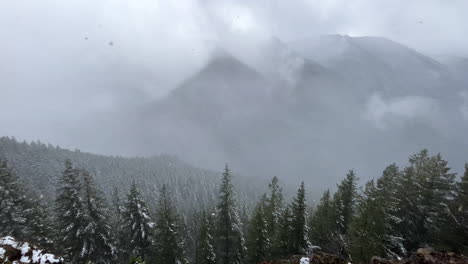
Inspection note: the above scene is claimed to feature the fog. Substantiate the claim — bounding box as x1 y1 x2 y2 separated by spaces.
1 0 468 192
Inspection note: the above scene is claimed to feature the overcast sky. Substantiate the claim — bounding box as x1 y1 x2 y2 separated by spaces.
1 0 468 147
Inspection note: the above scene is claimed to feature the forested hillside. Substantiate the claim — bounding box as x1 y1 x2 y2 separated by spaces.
1 143 467 263
0 136 263 212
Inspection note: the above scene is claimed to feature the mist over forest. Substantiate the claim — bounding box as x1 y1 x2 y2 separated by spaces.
1 1 468 264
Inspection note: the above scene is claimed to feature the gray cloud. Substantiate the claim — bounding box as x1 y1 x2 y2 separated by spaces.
1 0 468 186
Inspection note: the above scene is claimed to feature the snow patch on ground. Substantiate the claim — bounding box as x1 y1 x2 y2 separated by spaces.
0 236 62 264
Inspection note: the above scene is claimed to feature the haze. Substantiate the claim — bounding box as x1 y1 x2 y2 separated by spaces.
1 0 468 192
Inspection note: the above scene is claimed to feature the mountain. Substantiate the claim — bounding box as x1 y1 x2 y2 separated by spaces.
61 35 468 194
0 137 263 212
290 35 455 97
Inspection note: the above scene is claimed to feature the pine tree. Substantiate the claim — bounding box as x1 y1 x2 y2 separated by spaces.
274 206 294 259
81 169 115 264
196 211 216 264
375 164 405 257
309 189 334 253
348 180 384 264
329 170 358 258
24 193 55 250
55 160 88 262
398 150 456 250
154 184 187 264
0 159 29 239
0 159 54 249
451 164 468 253
264 176 283 257
246 195 270 264
290 182 311 255
123 181 155 262
111 187 127 263
215 164 246 264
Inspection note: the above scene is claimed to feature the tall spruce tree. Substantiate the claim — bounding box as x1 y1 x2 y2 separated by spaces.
215 164 246 264
329 170 358 258
111 187 127 263
55 160 88 262
123 181 155 262
264 176 283 257
274 206 294 258
24 193 55 250
348 180 384 264
154 184 187 264
0 159 30 240
0 159 54 249
246 195 270 264
375 164 405 257
399 150 456 250
290 182 311 255
196 211 216 264
451 164 468 253
81 169 115 264
309 189 334 252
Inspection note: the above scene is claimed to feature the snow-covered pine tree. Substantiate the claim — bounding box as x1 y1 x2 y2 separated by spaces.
215 164 246 264
55 159 88 262
274 205 294 259
375 164 405 257
24 192 55 250
111 187 128 263
399 150 456 250
450 164 468 253
196 211 216 264
81 169 115 264
330 170 358 258
246 195 270 264
264 176 283 257
123 181 155 262
308 189 333 253
290 182 311 255
154 184 188 264
0 159 29 239
420 153 456 246
348 180 384 264
0 159 55 249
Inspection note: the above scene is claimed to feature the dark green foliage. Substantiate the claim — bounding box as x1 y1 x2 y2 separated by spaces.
123 181 154 262
3 143 468 264
24 193 55 250
330 170 359 258
215 165 246 264
246 195 270 264
274 206 294 258
397 150 456 250
0 159 54 249
348 180 384 264
196 211 216 264
0 159 29 239
309 189 334 252
81 169 115 264
0 136 260 214
154 185 188 264
111 187 128 263
55 160 88 262
290 182 311 255
446 164 468 254
264 176 283 258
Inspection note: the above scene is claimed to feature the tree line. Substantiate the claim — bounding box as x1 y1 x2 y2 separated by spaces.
1 149 467 264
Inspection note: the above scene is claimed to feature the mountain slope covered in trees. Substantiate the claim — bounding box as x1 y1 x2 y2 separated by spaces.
0 136 263 212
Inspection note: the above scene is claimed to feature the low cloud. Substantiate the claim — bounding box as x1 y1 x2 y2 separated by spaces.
362 93 439 130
